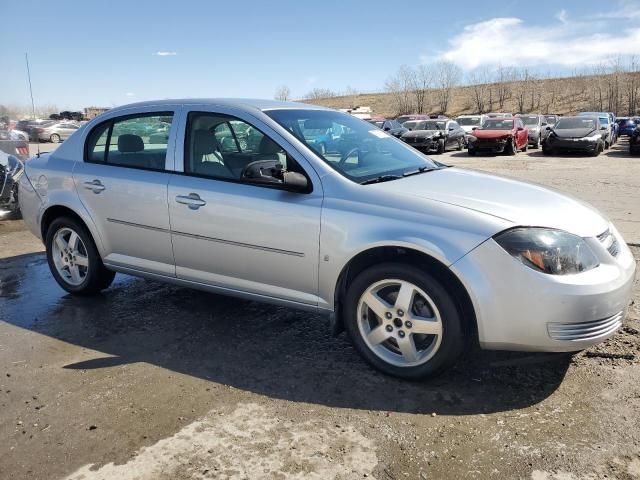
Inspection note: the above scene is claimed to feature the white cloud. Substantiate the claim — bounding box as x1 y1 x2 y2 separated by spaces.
153 51 177 56
435 16 640 70
555 9 568 24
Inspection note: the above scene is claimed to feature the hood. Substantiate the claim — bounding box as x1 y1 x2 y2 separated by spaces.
371 167 608 238
471 129 513 139
402 129 441 139
552 128 596 139
460 126 477 133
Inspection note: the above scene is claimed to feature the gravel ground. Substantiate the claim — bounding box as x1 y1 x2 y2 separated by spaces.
0 140 639 480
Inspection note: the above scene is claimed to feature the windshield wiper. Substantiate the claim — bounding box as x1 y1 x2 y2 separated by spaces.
402 166 440 177
360 175 403 185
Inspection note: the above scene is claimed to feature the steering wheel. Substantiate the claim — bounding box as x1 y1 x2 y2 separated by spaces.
339 147 360 165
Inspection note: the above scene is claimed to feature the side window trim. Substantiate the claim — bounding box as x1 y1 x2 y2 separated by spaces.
182 110 313 193
83 110 176 172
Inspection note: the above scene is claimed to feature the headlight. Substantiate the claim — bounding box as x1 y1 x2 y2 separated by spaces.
584 133 602 141
494 228 599 275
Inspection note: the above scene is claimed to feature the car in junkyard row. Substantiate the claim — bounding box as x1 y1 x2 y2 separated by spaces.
0 150 24 218
515 114 548 149
400 118 465 153
467 117 529 155
630 124 640 155
543 116 607 156
17 99 636 380
367 117 408 138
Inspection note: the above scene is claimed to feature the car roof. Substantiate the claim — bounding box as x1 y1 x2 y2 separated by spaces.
106 98 331 115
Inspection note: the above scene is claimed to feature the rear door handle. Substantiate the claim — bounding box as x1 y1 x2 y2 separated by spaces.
84 179 105 193
175 193 206 210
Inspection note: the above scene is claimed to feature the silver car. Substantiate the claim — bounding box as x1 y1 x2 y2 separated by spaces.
515 114 549 148
18 99 636 379
37 122 80 143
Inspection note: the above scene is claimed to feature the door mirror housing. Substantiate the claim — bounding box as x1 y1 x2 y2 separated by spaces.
600 126 607 130
282 171 309 193
517 126 524 131
383 127 391 131
241 159 310 193
545 126 552 131
471 127 478 131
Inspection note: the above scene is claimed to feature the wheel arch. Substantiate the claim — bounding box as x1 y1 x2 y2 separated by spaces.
331 245 478 344
40 204 105 256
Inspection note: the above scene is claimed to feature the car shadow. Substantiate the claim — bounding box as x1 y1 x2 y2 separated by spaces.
0 252 571 416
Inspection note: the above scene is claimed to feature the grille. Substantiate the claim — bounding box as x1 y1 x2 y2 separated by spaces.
597 228 620 257
547 311 623 341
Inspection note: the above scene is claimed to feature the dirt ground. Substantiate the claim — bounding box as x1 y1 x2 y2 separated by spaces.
1 141 639 480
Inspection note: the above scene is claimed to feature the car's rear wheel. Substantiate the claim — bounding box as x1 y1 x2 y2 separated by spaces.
45 216 115 295
50 134 60 143
532 135 540 149
344 263 464 379
456 138 464 151
436 138 445 154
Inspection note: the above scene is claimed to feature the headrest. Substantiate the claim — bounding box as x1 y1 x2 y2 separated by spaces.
193 129 219 157
118 134 144 153
259 136 281 155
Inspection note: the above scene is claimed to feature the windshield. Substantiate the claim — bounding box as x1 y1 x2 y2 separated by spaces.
456 117 480 126
519 116 539 126
265 109 441 183
599 117 609 125
544 115 557 124
555 117 597 129
481 119 514 130
405 120 445 131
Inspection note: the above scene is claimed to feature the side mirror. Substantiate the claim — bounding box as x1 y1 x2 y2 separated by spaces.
600 126 607 130
471 127 477 131
545 126 552 131
383 127 391 131
283 171 309 193
517 127 524 131
541 122 547 126
241 160 284 185
448 127 454 131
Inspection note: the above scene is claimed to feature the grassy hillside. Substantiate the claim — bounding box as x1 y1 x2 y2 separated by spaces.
303 72 640 118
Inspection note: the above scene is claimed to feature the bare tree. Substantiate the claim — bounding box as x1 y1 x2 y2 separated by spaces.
304 88 336 100
495 66 515 110
467 67 492 114
432 61 461 114
343 85 359 109
624 56 640 115
410 65 433 114
384 65 416 115
274 85 291 101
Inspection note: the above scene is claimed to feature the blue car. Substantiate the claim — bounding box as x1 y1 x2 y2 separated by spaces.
616 118 638 136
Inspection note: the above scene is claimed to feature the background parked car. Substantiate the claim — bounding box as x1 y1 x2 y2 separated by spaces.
0 128 29 161
0 150 24 218
366 117 408 138
467 117 528 155
630 125 640 155
400 118 465 153
515 114 548 148
543 114 560 127
543 116 606 156
455 114 486 145
578 112 613 148
36 122 80 143
16 119 55 141
395 114 431 125
617 117 638 136
486 112 513 118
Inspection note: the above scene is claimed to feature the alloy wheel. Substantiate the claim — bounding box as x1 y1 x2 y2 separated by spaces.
357 279 443 367
51 227 89 286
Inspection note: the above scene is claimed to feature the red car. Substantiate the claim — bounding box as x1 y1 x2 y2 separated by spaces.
467 117 528 156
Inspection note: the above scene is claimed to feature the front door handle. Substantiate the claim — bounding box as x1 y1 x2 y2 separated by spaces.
175 193 206 210
84 179 105 194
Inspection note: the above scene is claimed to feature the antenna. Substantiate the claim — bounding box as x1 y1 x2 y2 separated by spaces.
25 53 40 157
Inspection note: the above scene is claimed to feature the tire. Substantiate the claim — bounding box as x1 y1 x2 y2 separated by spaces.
522 141 528 152
605 141 610 150
45 216 115 295
505 139 516 156
50 133 60 143
343 263 465 380
436 138 445 154
593 142 603 157
467 148 476 156
456 138 463 151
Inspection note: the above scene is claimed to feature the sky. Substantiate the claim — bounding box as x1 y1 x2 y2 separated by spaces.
3 0 640 111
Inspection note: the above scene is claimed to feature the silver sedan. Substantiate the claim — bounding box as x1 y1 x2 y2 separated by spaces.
36 122 80 143
18 99 636 379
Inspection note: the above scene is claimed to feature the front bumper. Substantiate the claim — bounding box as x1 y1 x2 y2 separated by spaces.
451 227 636 352
402 137 439 152
468 139 508 153
547 138 599 153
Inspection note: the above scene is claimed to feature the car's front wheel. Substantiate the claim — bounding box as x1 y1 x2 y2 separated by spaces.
50 134 60 143
344 263 464 379
46 216 115 295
